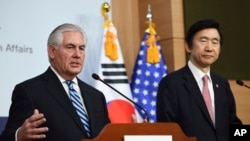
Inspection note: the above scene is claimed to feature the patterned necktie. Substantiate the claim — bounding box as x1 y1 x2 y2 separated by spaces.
202 75 214 123
66 80 91 137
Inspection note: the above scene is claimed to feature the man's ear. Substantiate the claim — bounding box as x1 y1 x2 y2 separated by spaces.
185 42 191 53
48 45 56 59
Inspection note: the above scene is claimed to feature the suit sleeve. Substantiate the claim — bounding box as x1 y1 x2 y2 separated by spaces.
156 77 179 122
226 81 242 124
1 84 34 141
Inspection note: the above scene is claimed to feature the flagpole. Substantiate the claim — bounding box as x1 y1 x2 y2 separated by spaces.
98 2 140 123
130 4 168 122
147 4 152 22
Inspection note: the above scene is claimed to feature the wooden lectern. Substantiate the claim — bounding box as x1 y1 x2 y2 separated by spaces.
82 123 196 141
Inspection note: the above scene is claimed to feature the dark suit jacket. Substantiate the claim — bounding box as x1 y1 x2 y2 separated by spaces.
1 67 110 141
157 65 242 141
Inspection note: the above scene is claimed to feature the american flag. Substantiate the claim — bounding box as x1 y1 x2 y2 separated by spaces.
130 32 168 123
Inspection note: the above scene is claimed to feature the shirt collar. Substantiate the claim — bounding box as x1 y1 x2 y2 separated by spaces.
50 66 78 84
188 60 211 81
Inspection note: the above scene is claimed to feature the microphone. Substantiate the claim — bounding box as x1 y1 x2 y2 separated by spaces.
92 73 149 122
236 80 250 89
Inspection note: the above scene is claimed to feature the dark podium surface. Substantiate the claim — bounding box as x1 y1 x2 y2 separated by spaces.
82 123 196 141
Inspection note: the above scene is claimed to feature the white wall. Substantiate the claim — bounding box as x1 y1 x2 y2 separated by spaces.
0 0 110 116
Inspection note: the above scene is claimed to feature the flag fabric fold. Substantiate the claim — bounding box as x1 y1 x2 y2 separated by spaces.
94 5 136 122
130 31 168 123
95 26 135 123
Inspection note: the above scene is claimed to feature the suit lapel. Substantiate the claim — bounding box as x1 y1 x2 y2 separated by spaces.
43 68 86 134
211 74 222 128
183 66 215 127
77 78 104 137
77 80 95 132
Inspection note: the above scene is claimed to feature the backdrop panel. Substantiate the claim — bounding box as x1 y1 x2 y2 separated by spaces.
0 0 110 132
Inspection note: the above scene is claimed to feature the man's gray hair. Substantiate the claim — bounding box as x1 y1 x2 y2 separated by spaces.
47 23 87 48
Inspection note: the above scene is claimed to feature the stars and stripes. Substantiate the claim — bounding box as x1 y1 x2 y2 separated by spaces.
130 32 168 123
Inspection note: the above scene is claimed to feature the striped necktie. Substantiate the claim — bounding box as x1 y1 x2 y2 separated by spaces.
202 75 214 124
66 80 91 137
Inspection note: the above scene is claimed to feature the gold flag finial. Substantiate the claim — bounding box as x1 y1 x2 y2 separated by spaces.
146 4 160 64
101 2 110 13
101 2 111 22
101 2 118 61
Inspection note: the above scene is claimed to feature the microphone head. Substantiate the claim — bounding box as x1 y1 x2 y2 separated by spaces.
236 80 244 86
92 73 100 80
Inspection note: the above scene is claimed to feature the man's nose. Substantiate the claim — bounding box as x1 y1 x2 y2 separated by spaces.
73 48 83 56
205 41 213 50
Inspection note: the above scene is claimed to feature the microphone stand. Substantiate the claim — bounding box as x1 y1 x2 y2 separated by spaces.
92 73 150 122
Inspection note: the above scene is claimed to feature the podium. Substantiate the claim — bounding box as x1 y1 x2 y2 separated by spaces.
82 123 196 141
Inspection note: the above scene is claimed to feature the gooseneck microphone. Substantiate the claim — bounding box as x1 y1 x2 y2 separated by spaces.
236 80 250 89
92 73 149 122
